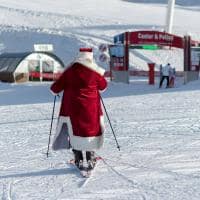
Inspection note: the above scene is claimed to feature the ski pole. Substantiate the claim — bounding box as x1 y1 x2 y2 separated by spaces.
46 95 57 158
100 95 120 151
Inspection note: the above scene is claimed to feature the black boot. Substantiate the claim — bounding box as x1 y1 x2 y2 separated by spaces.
86 151 96 170
72 149 83 170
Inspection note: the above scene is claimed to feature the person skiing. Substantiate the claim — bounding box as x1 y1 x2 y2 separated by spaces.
50 47 107 170
159 63 171 88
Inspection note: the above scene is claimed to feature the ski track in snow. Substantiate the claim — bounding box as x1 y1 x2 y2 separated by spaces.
1 78 200 199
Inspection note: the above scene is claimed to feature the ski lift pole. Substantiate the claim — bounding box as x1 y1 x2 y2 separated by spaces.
100 95 120 151
46 95 57 158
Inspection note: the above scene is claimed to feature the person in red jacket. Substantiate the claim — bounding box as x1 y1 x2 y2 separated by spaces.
50 48 107 169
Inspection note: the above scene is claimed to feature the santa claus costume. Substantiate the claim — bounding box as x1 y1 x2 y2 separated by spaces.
50 48 107 169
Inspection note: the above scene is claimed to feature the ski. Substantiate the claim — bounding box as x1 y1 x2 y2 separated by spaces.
68 159 88 178
79 156 102 187
83 156 102 178
68 156 102 178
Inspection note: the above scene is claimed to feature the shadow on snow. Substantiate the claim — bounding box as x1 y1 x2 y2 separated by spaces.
0 167 80 179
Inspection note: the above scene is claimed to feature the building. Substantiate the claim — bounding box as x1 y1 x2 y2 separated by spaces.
0 51 65 83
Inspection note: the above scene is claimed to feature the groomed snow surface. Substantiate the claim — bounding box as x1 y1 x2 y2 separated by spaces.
1 77 200 200
1 0 200 199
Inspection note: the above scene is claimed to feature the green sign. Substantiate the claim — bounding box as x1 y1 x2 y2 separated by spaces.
130 45 160 50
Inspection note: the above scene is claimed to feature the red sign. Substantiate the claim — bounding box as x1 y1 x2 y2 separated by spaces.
112 57 125 71
129 31 184 48
29 72 62 80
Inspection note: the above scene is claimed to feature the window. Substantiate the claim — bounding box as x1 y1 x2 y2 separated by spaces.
42 60 54 73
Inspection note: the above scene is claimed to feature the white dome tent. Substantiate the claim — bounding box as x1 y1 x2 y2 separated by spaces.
0 51 65 83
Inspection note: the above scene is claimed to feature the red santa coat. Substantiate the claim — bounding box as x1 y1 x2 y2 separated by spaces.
50 56 107 151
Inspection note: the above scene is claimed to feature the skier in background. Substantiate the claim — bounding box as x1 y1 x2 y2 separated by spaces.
50 48 107 170
159 63 171 88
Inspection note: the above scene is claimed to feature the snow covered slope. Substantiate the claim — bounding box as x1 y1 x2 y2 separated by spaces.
1 1 200 199
1 77 200 199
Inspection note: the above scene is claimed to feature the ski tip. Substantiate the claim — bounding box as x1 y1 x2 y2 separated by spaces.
68 159 75 164
95 156 102 160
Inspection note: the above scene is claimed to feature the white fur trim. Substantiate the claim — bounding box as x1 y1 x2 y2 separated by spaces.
78 51 93 60
73 57 105 76
99 87 107 93
100 115 105 133
50 89 58 96
53 116 104 151
70 134 104 151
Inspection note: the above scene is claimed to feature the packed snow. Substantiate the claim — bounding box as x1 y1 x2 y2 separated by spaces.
1 77 200 199
0 0 200 199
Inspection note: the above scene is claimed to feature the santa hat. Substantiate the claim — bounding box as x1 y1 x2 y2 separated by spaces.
73 47 105 76
78 48 93 61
